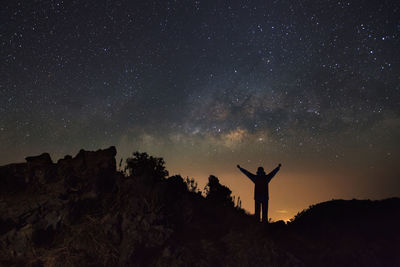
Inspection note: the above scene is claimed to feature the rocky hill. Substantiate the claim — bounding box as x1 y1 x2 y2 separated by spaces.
0 147 399 266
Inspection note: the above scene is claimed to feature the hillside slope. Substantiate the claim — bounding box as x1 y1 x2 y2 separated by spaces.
0 147 398 266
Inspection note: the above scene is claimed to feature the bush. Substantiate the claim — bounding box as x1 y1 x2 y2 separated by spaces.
204 175 233 207
125 152 168 182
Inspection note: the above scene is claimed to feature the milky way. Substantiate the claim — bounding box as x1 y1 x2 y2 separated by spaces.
1 0 399 219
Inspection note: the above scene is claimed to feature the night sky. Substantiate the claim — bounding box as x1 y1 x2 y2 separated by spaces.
1 0 399 220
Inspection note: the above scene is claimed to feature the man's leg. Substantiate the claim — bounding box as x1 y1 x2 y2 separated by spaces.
262 200 269 223
255 201 261 222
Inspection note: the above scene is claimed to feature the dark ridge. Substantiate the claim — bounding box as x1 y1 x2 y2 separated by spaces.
0 147 399 266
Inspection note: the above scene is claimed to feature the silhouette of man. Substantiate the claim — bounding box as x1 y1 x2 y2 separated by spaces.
237 163 281 222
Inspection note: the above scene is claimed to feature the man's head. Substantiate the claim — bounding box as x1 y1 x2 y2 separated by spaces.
257 167 265 175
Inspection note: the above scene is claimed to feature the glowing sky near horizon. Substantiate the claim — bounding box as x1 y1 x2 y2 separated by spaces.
1 0 399 220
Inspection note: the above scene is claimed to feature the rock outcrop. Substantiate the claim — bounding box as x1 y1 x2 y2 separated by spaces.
0 147 118 265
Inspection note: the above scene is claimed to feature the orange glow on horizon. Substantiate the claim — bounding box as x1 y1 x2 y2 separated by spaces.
168 164 400 221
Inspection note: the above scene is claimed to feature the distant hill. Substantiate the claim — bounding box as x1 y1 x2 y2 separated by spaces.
282 198 400 266
0 147 399 267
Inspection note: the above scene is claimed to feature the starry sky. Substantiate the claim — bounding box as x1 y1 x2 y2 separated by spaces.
1 0 399 220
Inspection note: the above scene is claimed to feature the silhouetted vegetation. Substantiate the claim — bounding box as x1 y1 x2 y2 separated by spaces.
125 151 168 180
0 147 399 267
204 175 234 207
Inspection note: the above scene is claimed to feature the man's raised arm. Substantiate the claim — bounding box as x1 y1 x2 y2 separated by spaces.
237 165 256 183
267 163 281 181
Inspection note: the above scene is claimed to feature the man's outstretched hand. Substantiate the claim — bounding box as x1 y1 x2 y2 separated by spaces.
237 164 241 169
278 163 282 168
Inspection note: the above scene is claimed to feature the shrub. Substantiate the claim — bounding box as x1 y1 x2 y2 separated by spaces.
204 175 233 207
125 152 168 181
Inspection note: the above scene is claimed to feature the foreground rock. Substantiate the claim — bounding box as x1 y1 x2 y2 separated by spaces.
0 147 119 265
